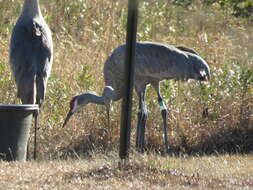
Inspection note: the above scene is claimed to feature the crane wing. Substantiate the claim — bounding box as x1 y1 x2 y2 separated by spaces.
32 21 52 52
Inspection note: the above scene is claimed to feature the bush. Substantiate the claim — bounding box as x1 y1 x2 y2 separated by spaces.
173 0 253 18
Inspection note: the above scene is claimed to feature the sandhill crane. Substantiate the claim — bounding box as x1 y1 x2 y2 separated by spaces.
9 0 53 159
9 0 53 106
62 42 210 153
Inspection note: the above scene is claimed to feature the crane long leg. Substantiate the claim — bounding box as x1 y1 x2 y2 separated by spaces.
106 108 110 128
158 95 169 154
34 110 39 160
136 88 147 153
153 82 169 154
136 111 147 152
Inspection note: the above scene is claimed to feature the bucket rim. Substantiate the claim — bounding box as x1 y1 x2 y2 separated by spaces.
0 104 39 111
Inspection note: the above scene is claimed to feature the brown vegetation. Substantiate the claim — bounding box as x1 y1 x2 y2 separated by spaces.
0 0 252 175
0 0 253 188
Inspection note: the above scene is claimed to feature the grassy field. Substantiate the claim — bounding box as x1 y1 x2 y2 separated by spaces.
0 153 253 189
0 0 253 188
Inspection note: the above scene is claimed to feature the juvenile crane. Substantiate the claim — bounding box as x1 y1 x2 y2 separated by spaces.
62 42 210 153
9 0 53 159
9 0 53 106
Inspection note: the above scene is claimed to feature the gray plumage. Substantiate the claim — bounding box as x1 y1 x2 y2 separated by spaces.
103 42 209 101
9 0 53 106
63 42 210 153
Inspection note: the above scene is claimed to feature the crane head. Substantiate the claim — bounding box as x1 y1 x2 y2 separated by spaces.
191 56 210 82
62 96 79 128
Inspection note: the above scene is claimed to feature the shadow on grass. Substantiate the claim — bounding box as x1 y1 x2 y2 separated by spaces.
186 124 253 156
58 117 253 158
145 120 253 156
57 128 116 159
62 162 201 188
61 160 253 188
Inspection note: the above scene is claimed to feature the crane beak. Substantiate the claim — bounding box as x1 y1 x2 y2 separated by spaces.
62 110 73 128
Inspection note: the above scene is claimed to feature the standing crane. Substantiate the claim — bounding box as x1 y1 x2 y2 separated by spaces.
9 0 53 106
62 42 210 153
9 0 53 158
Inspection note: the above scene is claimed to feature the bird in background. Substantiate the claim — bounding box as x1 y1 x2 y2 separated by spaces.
9 0 53 107
62 42 210 153
9 0 53 159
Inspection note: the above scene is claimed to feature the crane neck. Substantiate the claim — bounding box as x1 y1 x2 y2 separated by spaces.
21 0 42 19
79 93 105 107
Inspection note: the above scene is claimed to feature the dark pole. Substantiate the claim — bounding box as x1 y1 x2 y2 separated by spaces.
119 0 139 159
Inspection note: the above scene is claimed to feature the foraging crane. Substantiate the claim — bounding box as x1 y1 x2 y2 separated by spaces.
9 0 53 159
62 42 210 153
9 0 53 106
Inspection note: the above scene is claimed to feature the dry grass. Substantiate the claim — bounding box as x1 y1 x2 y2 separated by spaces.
0 153 252 189
0 1 253 187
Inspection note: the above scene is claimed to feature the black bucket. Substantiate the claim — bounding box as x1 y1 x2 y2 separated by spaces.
0 104 38 161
